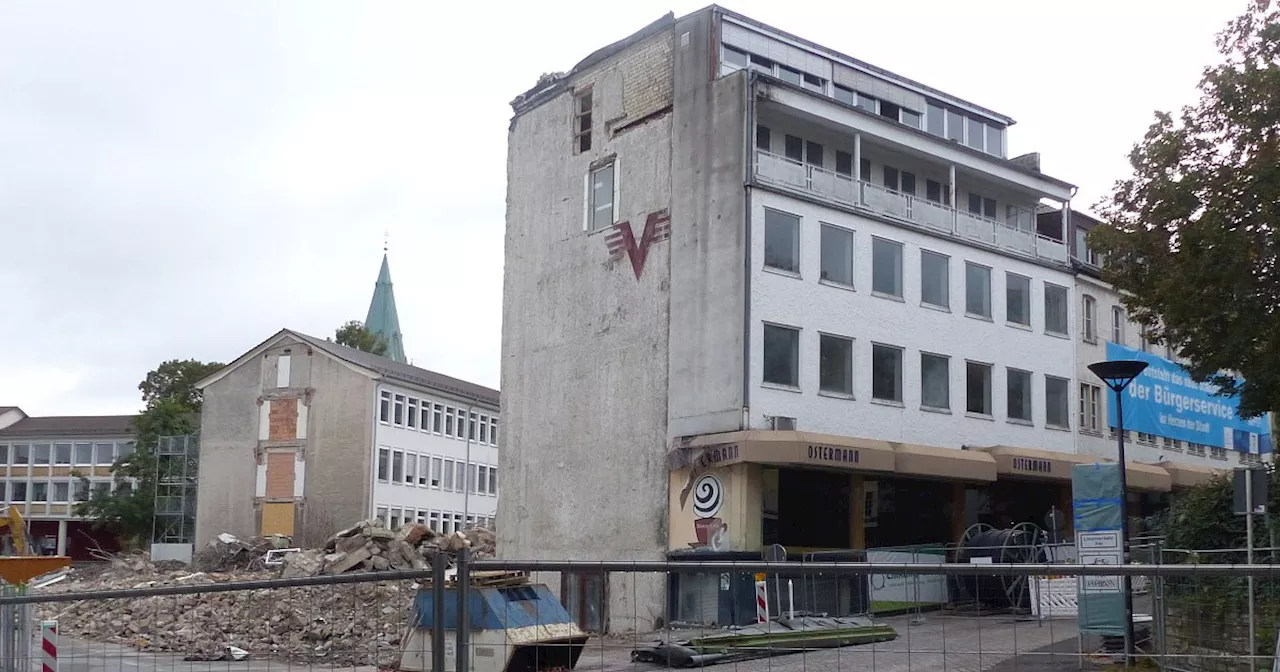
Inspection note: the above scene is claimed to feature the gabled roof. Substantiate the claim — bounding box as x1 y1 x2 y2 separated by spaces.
197 329 500 408
365 254 407 364
0 415 137 439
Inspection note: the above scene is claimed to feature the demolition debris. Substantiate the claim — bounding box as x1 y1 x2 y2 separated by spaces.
33 520 497 666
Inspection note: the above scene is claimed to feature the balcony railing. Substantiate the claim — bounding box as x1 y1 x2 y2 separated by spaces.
755 150 1069 264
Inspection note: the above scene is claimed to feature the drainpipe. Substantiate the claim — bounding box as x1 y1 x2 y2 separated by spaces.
463 402 474 526
742 70 755 430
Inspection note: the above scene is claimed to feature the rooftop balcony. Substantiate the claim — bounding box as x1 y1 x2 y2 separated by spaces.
755 149 1069 264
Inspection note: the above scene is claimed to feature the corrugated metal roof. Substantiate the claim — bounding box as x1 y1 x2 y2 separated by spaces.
290 331 500 407
0 415 136 439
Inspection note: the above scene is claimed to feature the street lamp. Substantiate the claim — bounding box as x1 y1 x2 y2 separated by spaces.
1088 359 1149 666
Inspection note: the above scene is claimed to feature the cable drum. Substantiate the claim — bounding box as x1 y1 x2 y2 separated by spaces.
952 523 1049 611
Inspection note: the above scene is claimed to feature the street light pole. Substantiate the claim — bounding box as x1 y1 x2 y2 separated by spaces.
1089 359 1149 668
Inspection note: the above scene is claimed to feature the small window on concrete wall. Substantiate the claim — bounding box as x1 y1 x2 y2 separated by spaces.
587 162 616 232
573 89 592 153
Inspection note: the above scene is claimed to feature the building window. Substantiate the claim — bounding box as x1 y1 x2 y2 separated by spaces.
756 124 771 151
31 482 47 503
379 391 391 423
404 452 417 485
1082 295 1097 343
393 395 405 426
1137 432 1156 444
871 237 903 298
588 162 616 231
490 418 499 446
118 442 134 460
834 84 855 106
835 150 852 177
763 324 800 387
73 480 89 503
968 193 997 220
431 457 443 488
1007 368 1033 423
456 408 468 438
469 413 479 441
392 450 405 483
33 444 50 466
53 443 72 466
920 353 950 410
1079 383 1101 432
871 343 904 403
574 89 592 153
920 250 950 309
784 134 803 161
74 443 93 466
966 362 993 415
407 398 419 430
1006 273 1031 326
488 468 498 495
443 459 455 491
1111 306 1125 344
467 463 478 494
966 117 985 151
1140 325 1151 352
965 263 991 318
455 462 465 493
52 482 69 503
9 482 25 503
764 209 801 274
1044 284 1069 335
431 404 443 433
428 511 441 530
723 45 748 69
477 466 489 495
925 179 950 206
418 455 429 486
479 416 489 444
820 224 854 286
1045 376 1070 429
11 444 28 465
819 334 854 395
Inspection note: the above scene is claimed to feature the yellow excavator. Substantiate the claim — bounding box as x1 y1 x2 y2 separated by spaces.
0 507 69 585
0 507 30 556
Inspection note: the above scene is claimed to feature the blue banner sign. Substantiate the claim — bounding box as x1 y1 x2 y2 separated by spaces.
1104 342 1271 452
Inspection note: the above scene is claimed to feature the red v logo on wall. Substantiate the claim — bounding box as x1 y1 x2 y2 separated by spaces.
605 209 671 280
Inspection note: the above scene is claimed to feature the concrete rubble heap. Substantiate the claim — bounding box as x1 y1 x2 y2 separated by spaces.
33 520 497 666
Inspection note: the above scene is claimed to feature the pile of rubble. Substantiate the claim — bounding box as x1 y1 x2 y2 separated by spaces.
32 520 496 666
278 519 496 578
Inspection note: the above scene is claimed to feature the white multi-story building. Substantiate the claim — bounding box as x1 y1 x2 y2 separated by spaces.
500 6 1268 631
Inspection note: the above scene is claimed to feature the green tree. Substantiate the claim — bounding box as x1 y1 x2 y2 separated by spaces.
74 360 221 548
1091 1 1280 419
334 320 387 355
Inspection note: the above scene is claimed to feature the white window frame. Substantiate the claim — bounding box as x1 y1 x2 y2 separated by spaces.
1045 375 1070 429
431 457 443 489
490 417 499 446
393 394 406 427
443 459 455 491
407 397 420 431
1082 295 1097 343
417 455 430 487
584 160 620 232
1079 383 1100 432
1111 306 1125 344
404 451 417 486
432 403 443 434
377 447 391 482
73 442 93 467
379 391 392 424
391 450 405 483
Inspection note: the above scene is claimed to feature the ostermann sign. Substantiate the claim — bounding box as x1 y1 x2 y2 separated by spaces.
1105 342 1272 452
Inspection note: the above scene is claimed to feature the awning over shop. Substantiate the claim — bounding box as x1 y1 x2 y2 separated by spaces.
682 430 896 473
977 445 1172 492
891 443 998 482
1154 460 1225 489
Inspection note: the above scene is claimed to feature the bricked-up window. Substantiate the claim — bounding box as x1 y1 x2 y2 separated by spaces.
377 448 390 481
588 162 615 231
762 323 800 387
379 391 391 423
574 89 592 153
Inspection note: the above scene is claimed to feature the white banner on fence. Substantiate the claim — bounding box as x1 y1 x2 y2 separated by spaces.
867 548 949 609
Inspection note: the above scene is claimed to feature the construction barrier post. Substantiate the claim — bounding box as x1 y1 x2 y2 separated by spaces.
40 621 56 672
754 579 769 624
431 552 447 672
456 547 470 672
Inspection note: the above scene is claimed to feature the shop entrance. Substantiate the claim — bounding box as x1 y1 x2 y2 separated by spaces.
763 467 850 548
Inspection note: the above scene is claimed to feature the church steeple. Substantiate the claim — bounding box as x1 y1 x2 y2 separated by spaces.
365 253 407 363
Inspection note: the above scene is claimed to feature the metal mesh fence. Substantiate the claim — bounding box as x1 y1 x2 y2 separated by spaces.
2 557 1280 672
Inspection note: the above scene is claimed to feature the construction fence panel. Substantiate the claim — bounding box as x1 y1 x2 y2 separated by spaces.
5 557 1280 672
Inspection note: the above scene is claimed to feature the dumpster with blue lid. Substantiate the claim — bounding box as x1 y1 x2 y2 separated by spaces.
400 581 589 672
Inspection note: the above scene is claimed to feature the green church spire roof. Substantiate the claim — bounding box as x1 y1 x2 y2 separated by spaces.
365 253 406 363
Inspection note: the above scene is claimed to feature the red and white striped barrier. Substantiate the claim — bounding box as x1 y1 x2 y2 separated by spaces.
754 580 768 624
41 620 56 672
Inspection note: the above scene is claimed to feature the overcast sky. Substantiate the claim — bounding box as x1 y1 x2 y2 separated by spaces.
0 0 1245 417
